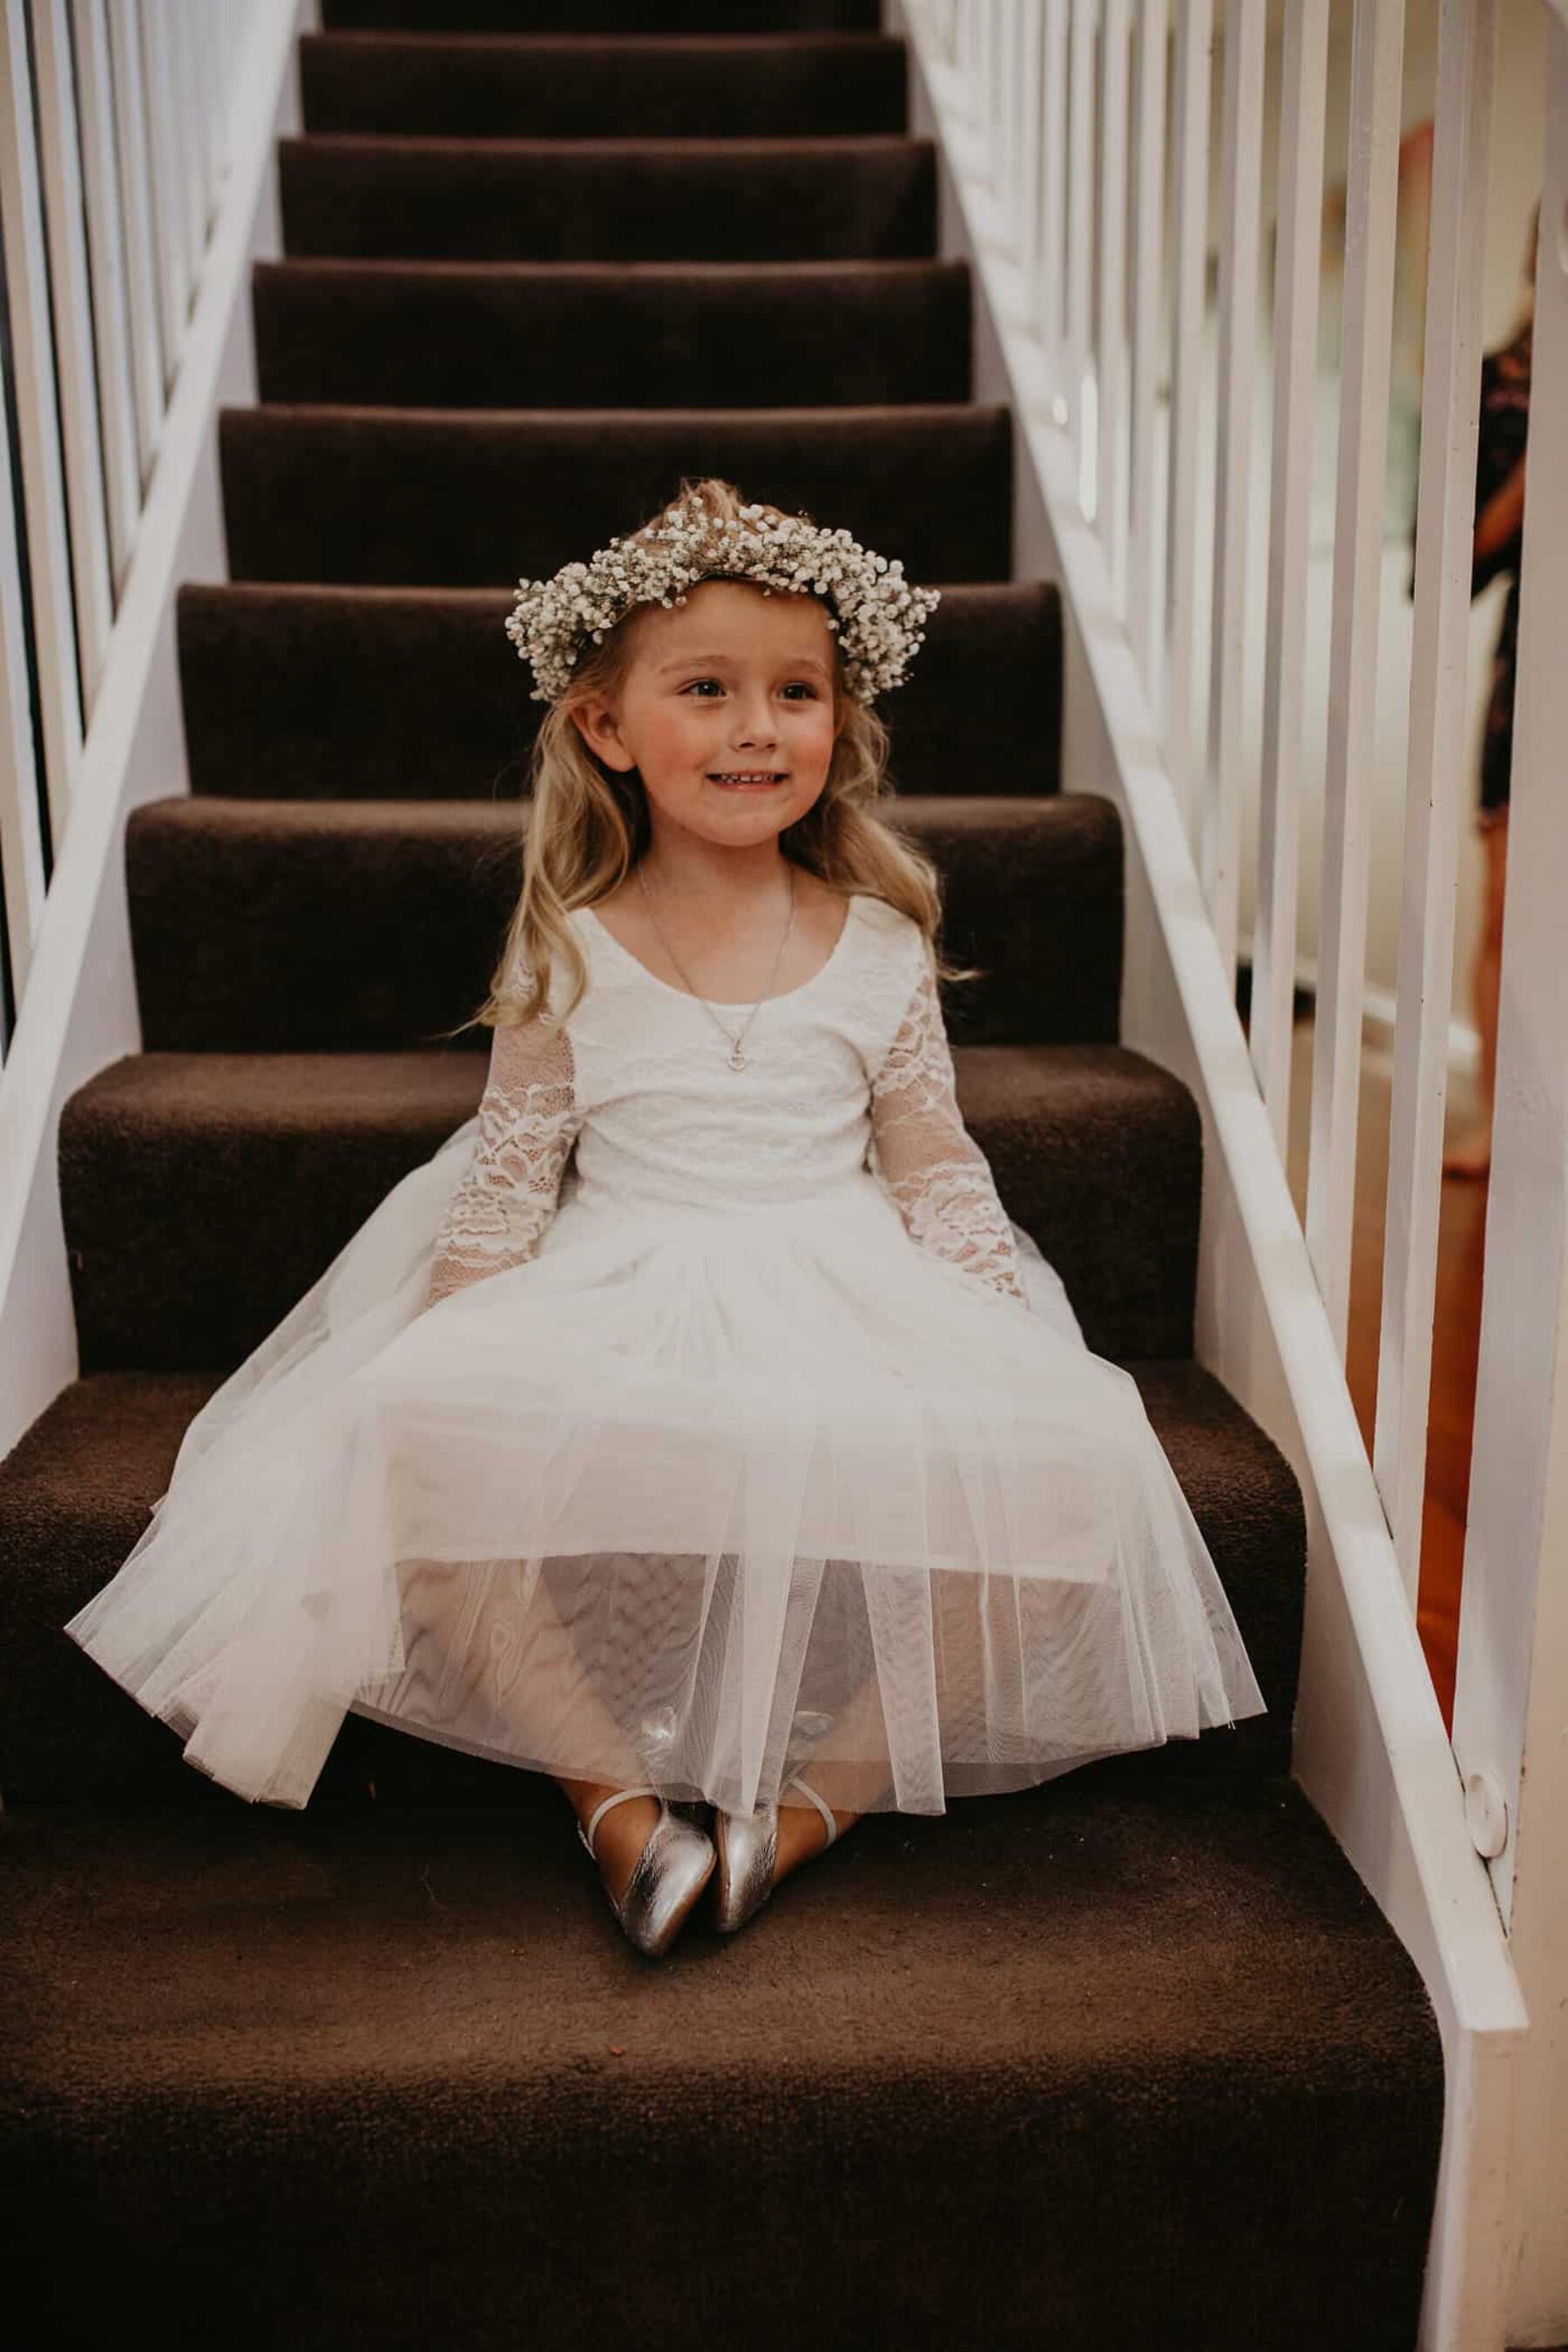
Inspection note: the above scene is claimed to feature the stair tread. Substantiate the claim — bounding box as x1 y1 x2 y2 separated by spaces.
251 257 972 409
2 1775 1432 2080
279 134 939 267
56 1024 1205 1394
124 793 1121 1053
219 402 1013 585
301 30 909 141
174 579 1062 802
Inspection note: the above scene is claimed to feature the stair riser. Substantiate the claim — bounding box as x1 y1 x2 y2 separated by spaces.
175 582 1064 804
320 0 882 24
220 407 1013 586
301 33 907 139
279 137 938 263
252 261 972 411
125 797 1120 1055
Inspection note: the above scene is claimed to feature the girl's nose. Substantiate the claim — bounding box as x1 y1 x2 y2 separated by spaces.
732 706 779 748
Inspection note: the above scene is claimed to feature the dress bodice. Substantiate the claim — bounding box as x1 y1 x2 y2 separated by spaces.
425 882 1031 1310
556 892 925 1222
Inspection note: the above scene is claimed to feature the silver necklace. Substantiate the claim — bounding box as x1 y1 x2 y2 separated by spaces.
636 861 797 1072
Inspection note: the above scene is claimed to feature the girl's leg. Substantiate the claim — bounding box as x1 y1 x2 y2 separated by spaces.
401 1554 663 1902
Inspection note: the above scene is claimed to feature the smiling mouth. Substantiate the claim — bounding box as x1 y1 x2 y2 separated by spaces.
709 771 787 785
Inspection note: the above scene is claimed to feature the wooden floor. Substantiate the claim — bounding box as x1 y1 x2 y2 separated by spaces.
1282 1015 1490 1730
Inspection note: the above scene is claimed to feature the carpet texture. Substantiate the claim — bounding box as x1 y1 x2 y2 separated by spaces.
0 3 1443 2344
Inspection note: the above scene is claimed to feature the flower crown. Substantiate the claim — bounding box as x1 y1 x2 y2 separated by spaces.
504 489 941 706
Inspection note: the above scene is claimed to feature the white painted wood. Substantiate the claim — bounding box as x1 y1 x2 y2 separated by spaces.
30 0 116 711
1202 0 1266 985
139 0 191 375
1163 0 1213 845
1014 0 1044 290
74 0 143 594
1453 52 1568 2342
1038 0 1070 399
110 0 168 472
0 0 84 848
1252 0 1329 1158
892 16 1531 2335
1066 0 1097 478
1455 0 1566 1938
1126 0 1168 683
1303 0 1406 1359
0 427 49 1010
172 0 207 272
1375 0 1497 1603
0 0 302 1457
1094 0 1130 598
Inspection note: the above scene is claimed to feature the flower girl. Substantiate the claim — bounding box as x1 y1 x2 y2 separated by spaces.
66 476 1265 1957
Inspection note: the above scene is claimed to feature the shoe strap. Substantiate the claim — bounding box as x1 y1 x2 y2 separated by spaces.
786 1774 839 1848
580 1784 662 1859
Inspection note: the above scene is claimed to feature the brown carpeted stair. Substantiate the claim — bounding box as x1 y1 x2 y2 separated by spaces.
0 6 1443 2347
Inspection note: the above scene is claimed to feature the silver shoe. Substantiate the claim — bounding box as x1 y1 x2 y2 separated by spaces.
578 1785 716 1959
712 1773 840 1935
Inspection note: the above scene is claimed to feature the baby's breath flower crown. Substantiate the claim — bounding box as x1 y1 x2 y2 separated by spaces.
504 487 941 706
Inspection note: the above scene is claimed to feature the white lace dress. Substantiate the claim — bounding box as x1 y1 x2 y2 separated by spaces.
65 889 1266 1813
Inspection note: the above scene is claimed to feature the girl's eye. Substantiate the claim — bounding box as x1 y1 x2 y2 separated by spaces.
679 679 818 700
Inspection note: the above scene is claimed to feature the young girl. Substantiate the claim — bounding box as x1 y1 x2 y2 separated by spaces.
64 476 1266 1958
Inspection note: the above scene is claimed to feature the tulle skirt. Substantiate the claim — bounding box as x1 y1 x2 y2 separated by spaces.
64 1124 1267 1815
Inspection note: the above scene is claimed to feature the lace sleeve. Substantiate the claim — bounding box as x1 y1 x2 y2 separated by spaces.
424 1009 583 1310
868 954 1029 1306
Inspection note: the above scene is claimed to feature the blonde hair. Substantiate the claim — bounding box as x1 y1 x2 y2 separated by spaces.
441 474 978 1038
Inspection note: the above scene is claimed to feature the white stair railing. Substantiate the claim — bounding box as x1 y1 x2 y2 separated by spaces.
0 0 257 1043
906 2 1567 2343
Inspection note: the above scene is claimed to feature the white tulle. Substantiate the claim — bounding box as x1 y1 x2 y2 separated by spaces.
64 889 1266 1813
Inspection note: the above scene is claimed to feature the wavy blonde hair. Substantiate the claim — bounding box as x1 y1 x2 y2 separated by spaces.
441 474 979 1037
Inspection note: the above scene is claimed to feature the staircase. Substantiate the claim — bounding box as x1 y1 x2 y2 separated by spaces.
0 4 1444 2345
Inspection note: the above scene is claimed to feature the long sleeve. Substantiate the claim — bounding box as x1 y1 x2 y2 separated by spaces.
425 1007 584 1310
868 953 1029 1307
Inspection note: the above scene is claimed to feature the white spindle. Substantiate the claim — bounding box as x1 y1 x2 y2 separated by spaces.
1202 0 1267 984
1038 0 1071 403
1015 0 1044 288
110 0 166 473
139 0 191 377
74 0 143 593
0 0 84 844
0 432 49 1008
1304 0 1406 1357
30 0 116 710
1126 0 1168 681
1375 0 1499 1596
1066 0 1097 483
1163 0 1213 844
172 0 206 289
1095 0 1131 598
1252 0 1329 1153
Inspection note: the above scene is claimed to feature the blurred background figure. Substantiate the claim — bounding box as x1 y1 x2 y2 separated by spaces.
1445 200 1538 1179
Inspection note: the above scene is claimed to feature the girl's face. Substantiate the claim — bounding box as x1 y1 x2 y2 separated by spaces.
571 578 843 856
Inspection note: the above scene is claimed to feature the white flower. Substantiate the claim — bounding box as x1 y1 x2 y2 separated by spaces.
504 495 942 705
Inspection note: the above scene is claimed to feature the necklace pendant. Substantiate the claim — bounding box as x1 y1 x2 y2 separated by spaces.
727 1044 747 1071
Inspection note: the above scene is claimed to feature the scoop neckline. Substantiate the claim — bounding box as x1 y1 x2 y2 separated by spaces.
580 889 863 1010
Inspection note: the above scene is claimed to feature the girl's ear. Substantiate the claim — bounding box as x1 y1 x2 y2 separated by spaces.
570 694 636 774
